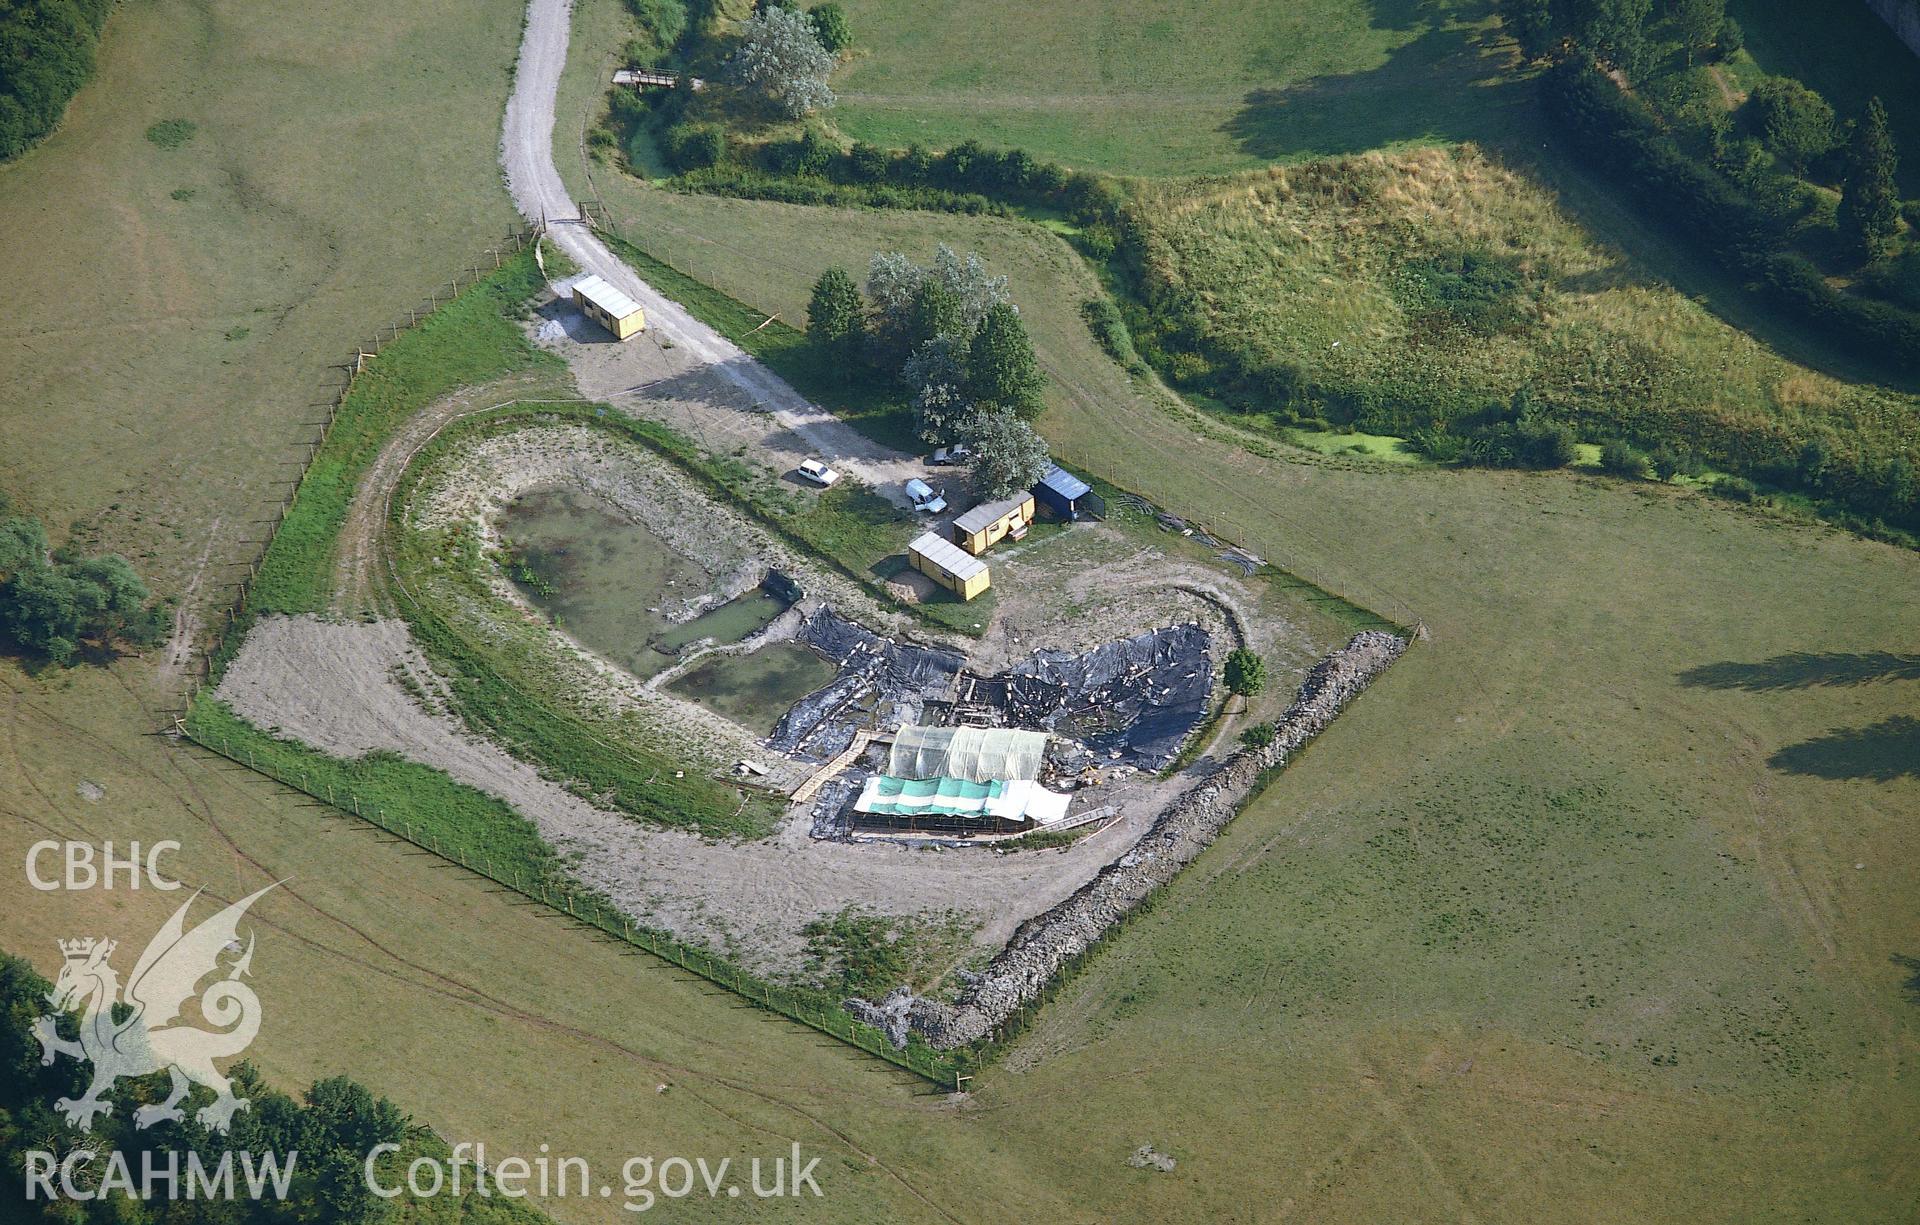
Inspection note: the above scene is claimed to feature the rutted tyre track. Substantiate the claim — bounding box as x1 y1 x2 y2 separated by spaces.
331 372 559 616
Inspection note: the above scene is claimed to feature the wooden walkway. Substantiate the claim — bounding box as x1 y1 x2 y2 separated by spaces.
790 730 879 805
1047 803 1118 834
613 68 704 90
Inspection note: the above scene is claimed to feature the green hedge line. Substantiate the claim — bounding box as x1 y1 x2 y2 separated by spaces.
183 693 965 1089
249 250 556 615
184 695 566 888
1 0 114 161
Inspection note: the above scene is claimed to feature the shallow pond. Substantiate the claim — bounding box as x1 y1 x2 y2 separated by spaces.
652 589 788 656
498 486 714 680
667 642 838 736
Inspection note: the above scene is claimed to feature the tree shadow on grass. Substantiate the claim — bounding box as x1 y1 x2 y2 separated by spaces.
1678 652 1920 692
1894 954 1920 1006
1767 717 1920 782
1222 7 1530 162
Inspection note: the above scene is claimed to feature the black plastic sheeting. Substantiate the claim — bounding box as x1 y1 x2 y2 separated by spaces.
769 608 967 761
953 623 1212 770
769 608 1214 771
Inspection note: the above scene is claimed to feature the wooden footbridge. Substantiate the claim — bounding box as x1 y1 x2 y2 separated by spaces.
613 67 704 90
791 730 884 805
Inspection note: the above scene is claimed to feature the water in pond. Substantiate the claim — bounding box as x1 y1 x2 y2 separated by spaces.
652 589 787 656
667 642 838 736
499 486 714 680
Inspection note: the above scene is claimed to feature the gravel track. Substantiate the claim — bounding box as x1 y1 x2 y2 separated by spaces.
501 0 916 503
217 615 1166 975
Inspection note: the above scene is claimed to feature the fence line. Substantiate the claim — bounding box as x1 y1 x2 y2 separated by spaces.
166 218 1399 1087
1048 446 1412 635
167 244 963 1086
178 721 963 1089
170 224 542 720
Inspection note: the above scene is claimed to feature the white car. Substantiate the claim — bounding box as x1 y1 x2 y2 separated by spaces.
796 459 840 487
904 478 947 514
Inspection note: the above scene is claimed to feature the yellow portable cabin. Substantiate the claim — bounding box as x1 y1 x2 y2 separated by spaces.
908 531 991 601
571 274 646 340
951 493 1034 556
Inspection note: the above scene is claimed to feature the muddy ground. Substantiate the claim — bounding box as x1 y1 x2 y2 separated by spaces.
211 266 1344 983
216 403 1325 976
218 614 1188 974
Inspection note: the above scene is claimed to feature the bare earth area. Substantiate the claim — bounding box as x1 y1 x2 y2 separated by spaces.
204 0 1343 993
216 613 1173 973
544 300 931 500
501 0 920 502
216 412 1290 975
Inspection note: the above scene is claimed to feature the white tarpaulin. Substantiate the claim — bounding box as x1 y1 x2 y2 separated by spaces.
887 725 1049 783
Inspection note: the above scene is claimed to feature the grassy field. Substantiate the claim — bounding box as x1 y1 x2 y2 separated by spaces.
826 0 1530 175
0 0 1915 1220
0 0 526 667
552 62 1920 1200
249 249 558 615
11 435 1916 1221
1124 145 1920 473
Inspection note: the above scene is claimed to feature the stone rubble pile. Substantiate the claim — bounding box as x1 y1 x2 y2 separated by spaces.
890 630 1407 1050
843 986 915 1050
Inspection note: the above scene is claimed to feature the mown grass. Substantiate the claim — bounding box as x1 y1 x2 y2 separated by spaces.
1122 145 1920 479
183 696 567 891
1012 361 1920 1224
827 0 1528 175
0 0 526 629
249 250 558 614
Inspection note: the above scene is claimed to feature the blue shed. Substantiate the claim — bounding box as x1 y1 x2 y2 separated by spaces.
1032 465 1092 521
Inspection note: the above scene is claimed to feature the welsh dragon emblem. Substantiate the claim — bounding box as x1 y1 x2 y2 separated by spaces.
33 884 278 1134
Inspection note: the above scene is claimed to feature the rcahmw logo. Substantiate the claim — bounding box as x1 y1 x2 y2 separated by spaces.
25 1148 296 1204
22 871 296 1204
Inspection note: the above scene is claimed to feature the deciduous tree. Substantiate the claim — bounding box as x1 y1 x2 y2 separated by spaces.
961 407 1052 499
1747 77 1836 175
807 3 852 53
1567 0 1653 78
864 245 1008 368
965 302 1045 421
728 5 836 117
904 334 972 441
1224 648 1267 703
1668 0 1724 64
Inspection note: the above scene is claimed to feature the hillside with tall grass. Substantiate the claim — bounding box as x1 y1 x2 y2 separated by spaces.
1121 145 1918 518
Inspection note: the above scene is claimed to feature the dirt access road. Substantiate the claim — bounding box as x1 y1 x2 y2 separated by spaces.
501 0 917 502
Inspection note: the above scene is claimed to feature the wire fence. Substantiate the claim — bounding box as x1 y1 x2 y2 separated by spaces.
167 201 1403 1092
157 226 959 1089
181 719 966 1090
167 224 544 721
1047 451 1413 636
